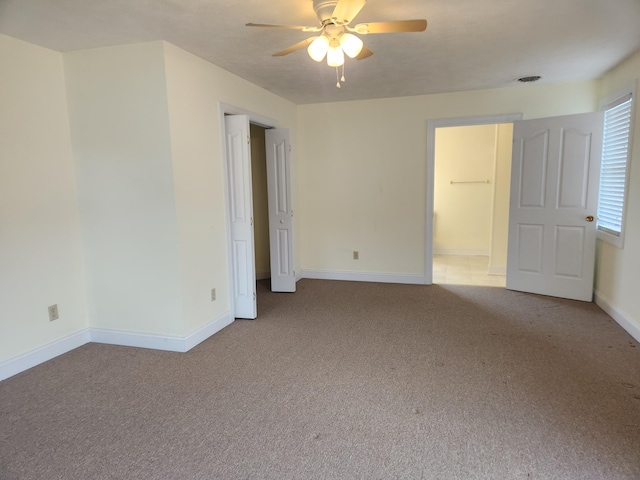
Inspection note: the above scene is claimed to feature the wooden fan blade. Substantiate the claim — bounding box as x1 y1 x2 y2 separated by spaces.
246 23 320 32
273 37 318 57
332 0 367 24
355 45 373 60
353 19 427 34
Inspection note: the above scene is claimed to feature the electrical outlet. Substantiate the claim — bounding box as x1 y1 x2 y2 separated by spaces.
48 304 59 322
353 251 359 260
211 288 216 301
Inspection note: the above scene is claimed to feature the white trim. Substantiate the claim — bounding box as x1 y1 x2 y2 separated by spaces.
425 113 523 286
91 312 234 353
596 82 636 249
301 269 426 285
183 312 234 351
0 313 234 382
218 102 278 129
433 249 490 256
596 229 625 249
598 82 638 111
594 290 640 343
219 107 237 321
0 329 91 381
90 327 185 352
487 266 507 276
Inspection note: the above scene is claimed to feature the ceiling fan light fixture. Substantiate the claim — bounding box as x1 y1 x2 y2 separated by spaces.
327 44 345 67
339 33 363 58
308 35 330 62
248 0 428 89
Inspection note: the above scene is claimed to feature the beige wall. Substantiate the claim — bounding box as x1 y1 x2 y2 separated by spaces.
434 125 497 255
65 42 185 336
162 42 297 331
2 35 299 370
0 34 87 363
595 49 640 334
6 29 638 373
64 40 299 337
298 82 598 276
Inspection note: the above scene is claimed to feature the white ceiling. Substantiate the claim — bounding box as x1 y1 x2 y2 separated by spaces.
2 0 640 105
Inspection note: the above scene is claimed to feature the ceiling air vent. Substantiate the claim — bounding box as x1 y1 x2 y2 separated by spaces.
517 75 542 83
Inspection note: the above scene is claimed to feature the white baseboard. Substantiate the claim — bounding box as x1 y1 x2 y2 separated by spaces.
433 249 490 256
1 313 234 382
90 327 186 352
594 290 640 343
184 312 234 351
488 266 507 276
301 269 425 285
0 328 91 381
91 312 234 353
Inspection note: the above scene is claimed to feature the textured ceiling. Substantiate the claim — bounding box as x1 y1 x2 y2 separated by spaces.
1 0 640 105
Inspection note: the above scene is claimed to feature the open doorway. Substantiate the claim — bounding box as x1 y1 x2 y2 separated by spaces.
250 124 271 282
220 104 295 320
425 114 522 285
433 124 511 287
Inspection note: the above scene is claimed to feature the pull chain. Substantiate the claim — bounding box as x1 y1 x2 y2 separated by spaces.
335 64 346 88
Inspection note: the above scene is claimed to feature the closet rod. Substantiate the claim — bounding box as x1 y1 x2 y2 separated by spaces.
450 179 491 184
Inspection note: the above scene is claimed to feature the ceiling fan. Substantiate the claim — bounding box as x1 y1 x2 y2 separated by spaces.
247 0 427 87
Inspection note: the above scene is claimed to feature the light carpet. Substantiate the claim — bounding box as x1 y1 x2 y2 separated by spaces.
1 280 639 479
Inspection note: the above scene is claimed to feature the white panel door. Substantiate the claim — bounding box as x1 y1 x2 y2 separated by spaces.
225 115 257 318
265 128 296 292
507 112 603 301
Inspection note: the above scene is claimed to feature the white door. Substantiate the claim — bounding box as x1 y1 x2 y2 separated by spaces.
224 115 257 318
506 112 604 301
265 128 296 292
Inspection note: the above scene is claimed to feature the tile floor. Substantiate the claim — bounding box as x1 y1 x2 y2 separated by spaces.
433 254 506 287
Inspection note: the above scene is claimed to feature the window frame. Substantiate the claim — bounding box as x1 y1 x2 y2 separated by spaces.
597 83 636 248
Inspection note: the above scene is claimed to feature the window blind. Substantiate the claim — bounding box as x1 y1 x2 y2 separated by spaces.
597 94 633 236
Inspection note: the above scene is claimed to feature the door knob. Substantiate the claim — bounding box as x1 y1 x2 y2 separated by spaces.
586 215 594 222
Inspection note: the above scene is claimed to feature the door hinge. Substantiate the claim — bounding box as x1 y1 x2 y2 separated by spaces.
253 292 256 300
289 144 292 152
247 135 250 145
250 217 253 226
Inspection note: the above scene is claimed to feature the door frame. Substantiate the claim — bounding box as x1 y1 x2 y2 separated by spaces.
425 113 523 284
219 103 279 319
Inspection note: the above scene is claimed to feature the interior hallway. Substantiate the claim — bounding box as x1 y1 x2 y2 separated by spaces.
433 254 506 287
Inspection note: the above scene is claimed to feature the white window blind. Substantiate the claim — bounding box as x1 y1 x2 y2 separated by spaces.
597 93 633 237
